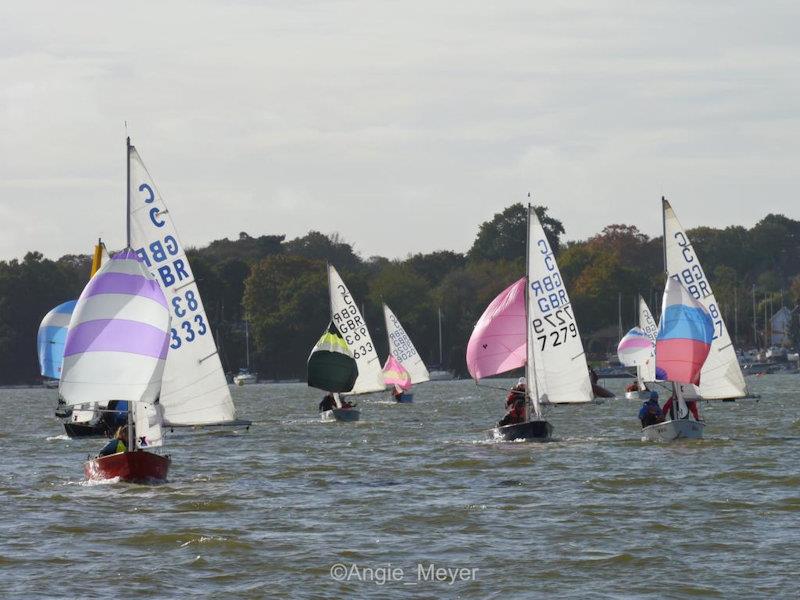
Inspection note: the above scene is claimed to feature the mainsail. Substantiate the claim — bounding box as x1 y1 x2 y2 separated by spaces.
59 251 170 406
128 140 238 425
38 300 77 380
327 265 384 394
307 321 358 393
466 277 527 380
663 198 747 399
527 207 592 405
383 304 430 385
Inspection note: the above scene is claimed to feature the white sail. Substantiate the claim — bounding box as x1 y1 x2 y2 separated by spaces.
128 143 238 425
638 295 658 382
328 265 384 394
663 199 747 399
383 304 430 385
527 207 592 405
133 401 165 449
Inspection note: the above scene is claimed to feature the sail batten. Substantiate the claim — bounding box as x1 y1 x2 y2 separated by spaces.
128 144 238 425
663 199 747 398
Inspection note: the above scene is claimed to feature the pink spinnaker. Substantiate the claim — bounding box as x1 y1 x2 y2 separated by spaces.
382 354 412 391
466 278 527 380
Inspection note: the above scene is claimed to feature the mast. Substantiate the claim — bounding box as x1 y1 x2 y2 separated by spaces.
526 202 541 420
244 320 250 370
126 137 131 249
437 307 443 365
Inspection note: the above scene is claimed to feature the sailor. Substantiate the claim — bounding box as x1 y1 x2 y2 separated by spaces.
498 378 526 426
626 380 640 393
638 397 663 427
392 385 404 402
319 393 336 412
98 426 128 457
588 366 599 386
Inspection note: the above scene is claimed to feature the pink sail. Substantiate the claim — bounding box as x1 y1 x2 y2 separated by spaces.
466 278 527 380
382 354 412 391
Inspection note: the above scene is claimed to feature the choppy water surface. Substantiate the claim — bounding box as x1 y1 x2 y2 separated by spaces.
1 376 799 598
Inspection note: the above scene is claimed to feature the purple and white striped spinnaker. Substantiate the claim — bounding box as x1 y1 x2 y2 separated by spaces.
59 250 171 407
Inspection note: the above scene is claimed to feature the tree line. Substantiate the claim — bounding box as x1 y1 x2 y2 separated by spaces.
2 204 798 384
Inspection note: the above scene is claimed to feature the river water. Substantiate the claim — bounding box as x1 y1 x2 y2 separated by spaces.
1 376 798 598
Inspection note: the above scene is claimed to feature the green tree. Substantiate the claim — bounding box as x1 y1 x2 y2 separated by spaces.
468 203 565 263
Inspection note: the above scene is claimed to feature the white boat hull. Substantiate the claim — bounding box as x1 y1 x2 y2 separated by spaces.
320 408 361 422
625 390 657 401
641 419 704 442
233 374 258 386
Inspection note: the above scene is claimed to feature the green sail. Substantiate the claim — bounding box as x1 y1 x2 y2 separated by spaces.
307 322 358 393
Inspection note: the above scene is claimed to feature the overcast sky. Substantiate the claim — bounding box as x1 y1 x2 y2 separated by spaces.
1 0 798 261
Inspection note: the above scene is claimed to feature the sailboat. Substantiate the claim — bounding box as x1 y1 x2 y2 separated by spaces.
641 277 713 441
233 320 258 385
428 307 455 380
466 204 593 441
39 239 115 434
61 250 172 483
619 295 659 400
306 265 385 421
381 304 430 402
127 137 250 429
662 197 750 401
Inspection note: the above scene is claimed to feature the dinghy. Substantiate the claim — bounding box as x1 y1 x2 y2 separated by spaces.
381 304 430 403
308 322 360 421
60 250 172 483
382 355 414 403
39 240 115 434
306 266 385 421
641 276 714 442
127 137 251 429
618 296 660 400
662 197 754 401
466 204 593 441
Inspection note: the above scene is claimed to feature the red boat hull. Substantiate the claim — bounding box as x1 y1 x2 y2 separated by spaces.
84 451 171 483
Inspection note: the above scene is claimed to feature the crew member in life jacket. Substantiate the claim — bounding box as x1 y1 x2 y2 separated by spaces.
638 398 664 427
319 393 336 412
660 394 701 421
98 426 129 457
498 378 526 427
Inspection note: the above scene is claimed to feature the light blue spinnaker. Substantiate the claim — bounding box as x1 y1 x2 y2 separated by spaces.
37 300 77 379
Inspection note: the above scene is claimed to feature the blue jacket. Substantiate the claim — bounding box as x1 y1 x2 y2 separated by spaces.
638 400 662 420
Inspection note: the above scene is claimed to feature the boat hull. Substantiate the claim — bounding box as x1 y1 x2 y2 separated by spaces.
394 393 413 403
64 421 109 438
625 390 658 401
592 384 615 398
641 419 704 442
84 451 171 483
489 420 553 442
320 408 361 422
